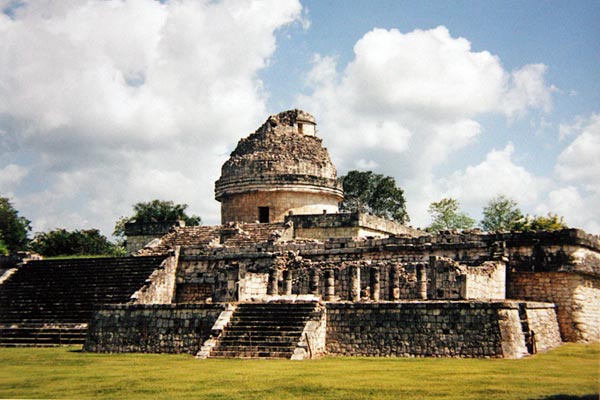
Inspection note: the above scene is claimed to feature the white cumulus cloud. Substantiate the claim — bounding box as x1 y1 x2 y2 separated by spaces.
298 26 554 228
535 186 600 234
437 143 544 208
0 0 303 235
556 113 600 192
546 113 600 233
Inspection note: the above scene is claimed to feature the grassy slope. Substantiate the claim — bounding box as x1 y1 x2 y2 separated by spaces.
0 343 598 400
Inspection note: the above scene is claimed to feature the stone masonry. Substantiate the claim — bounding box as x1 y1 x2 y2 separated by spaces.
84 304 225 354
5 109 597 358
325 301 559 358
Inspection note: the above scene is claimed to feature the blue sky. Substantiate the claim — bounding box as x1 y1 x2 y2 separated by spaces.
0 0 599 236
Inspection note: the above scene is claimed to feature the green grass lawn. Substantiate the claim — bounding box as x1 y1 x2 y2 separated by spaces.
0 343 598 399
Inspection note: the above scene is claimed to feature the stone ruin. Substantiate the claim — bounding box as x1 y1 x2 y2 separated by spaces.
1 110 599 359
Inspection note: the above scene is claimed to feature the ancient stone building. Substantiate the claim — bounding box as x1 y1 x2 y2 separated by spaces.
1 110 598 360
215 110 343 224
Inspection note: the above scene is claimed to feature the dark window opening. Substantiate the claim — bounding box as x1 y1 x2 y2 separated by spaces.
297 123 303 134
258 207 270 223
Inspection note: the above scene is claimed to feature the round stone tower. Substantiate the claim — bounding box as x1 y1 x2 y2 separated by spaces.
215 109 343 224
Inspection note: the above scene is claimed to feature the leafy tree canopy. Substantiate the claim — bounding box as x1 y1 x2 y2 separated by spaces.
427 198 475 233
339 170 409 224
0 196 31 253
513 213 569 232
480 195 525 232
0 238 8 256
29 228 123 257
113 199 202 238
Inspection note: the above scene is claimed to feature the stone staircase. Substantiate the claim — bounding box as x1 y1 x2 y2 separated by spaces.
0 256 165 347
0 323 88 347
209 302 319 359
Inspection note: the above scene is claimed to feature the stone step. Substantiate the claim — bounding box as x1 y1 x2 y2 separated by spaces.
210 350 293 359
0 320 88 324
0 322 88 347
231 313 317 320
223 328 302 339
223 326 304 334
235 305 316 312
226 320 306 327
0 331 86 338
0 337 86 345
0 342 64 348
0 337 86 346
218 334 300 342
219 335 300 346
216 341 298 349
218 338 300 346
211 345 295 353
207 302 317 359
235 304 318 310
0 327 87 334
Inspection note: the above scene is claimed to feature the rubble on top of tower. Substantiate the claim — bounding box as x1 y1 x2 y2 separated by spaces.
224 109 332 170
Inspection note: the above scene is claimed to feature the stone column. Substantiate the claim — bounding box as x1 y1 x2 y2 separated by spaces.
417 263 428 300
390 265 400 301
283 270 293 295
324 269 335 301
267 268 279 296
309 269 320 295
370 267 380 301
349 265 361 302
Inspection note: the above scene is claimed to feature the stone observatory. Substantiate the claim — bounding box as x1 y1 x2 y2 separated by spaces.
214 109 344 224
1 109 599 361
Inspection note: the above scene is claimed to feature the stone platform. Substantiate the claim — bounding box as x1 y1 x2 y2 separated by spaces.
84 300 560 359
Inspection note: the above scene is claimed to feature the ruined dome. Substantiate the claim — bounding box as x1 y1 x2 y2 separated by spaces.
215 109 343 224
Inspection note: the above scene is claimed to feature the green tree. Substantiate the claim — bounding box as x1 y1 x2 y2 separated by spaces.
427 198 475 233
339 170 409 223
513 213 568 232
29 228 122 257
0 197 31 253
480 195 525 232
0 237 8 256
113 199 202 238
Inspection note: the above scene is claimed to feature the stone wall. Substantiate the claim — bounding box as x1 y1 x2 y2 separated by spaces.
220 190 339 224
170 229 599 344
428 257 505 300
125 221 183 254
84 304 225 354
525 303 562 352
325 301 559 358
240 272 269 300
507 271 600 342
131 250 179 304
292 303 327 360
288 212 423 240
126 234 159 255
463 261 506 299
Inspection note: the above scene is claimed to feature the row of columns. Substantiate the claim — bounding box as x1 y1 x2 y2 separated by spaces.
266 264 428 301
